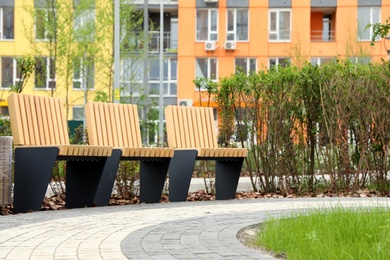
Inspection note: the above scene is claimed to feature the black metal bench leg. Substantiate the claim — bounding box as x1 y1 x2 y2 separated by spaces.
13 147 59 213
168 150 198 202
215 158 244 200
139 158 170 203
65 150 121 209
93 149 122 206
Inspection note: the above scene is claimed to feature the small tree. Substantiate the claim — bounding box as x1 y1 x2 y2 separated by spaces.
22 0 146 117
11 56 35 93
367 18 390 45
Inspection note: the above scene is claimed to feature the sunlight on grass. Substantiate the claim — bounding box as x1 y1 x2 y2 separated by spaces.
256 205 390 260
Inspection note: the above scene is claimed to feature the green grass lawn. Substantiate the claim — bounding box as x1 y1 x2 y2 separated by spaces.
255 205 390 260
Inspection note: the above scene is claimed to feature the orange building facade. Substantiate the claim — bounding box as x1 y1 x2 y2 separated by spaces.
1 0 390 122
175 0 390 107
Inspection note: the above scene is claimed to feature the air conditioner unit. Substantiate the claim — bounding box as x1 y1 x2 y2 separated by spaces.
204 41 216 51
224 41 236 50
178 99 193 107
204 0 218 3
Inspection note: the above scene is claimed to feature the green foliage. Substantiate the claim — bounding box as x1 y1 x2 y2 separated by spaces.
0 117 11 136
367 18 390 46
201 59 390 194
115 161 140 200
69 124 86 145
11 56 35 93
94 91 109 102
257 206 390 259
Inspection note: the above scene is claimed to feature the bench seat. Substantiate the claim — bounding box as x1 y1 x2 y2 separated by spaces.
165 105 248 202
86 102 174 203
121 147 173 157
8 93 121 213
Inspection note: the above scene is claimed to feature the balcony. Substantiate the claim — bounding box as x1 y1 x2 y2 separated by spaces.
310 30 336 42
149 31 177 53
122 31 177 53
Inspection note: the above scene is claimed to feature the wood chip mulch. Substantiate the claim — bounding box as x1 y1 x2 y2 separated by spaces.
2 187 387 215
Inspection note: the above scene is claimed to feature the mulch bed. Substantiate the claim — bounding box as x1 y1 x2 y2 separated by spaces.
1 188 385 215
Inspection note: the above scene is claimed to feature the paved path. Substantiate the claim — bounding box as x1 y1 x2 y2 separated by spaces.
0 197 389 259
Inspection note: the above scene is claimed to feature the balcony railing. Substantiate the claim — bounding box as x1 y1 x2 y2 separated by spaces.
311 30 336 42
123 31 178 53
149 31 177 52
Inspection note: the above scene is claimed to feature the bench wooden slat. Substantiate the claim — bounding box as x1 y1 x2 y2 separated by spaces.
126 104 136 147
94 102 104 146
73 146 79 156
35 96 45 145
165 106 176 148
24 95 34 144
85 102 97 145
132 105 142 147
8 94 112 157
110 103 119 147
114 104 123 147
41 96 53 145
102 103 112 146
57 97 69 145
183 108 193 147
121 104 130 147
165 105 248 158
206 107 217 148
7 94 22 145
41 97 51 144
176 106 184 147
50 97 60 144
182 107 191 147
86 102 173 160
28 95 40 145
195 107 205 148
98 103 108 146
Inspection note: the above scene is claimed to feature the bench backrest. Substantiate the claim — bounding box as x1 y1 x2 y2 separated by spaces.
85 102 142 147
7 93 70 146
165 105 218 149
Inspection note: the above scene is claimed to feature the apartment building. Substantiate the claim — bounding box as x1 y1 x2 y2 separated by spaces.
176 0 390 107
1 0 115 119
1 0 389 119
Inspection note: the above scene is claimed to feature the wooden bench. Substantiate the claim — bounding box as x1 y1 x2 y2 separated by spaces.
7 93 121 213
85 102 174 203
165 105 248 202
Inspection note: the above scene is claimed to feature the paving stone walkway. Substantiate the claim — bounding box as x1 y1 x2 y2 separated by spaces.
0 197 389 259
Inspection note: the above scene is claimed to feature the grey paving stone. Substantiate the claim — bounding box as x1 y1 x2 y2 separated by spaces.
0 197 389 259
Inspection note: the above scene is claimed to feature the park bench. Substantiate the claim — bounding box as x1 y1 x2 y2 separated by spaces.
7 93 121 213
164 105 248 202
85 102 174 203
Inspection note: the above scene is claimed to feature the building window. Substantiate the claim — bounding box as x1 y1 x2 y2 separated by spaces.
148 58 178 96
143 107 160 145
196 9 218 41
73 58 94 89
1 57 21 89
72 106 84 120
269 9 291 41
35 8 55 41
357 7 380 41
235 58 256 74
163 59 177 96
227 9 248 41
121 58 143 97
0 7 14 40
310 57 335 66
195 58 217 90
269 58 290 68
348 56 371 65
35 57 56 89
73 1 95 42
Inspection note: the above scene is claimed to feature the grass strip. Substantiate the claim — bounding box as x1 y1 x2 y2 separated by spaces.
256 204 390 259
